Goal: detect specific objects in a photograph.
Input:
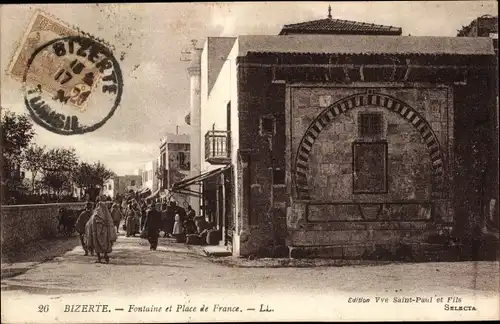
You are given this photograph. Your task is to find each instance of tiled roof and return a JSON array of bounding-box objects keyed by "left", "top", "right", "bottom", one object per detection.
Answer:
[
  {"left": 237, "top": 35, "right": 496, "bottom": 56},
  {"left": 279, "top": 18, "right": 402, "bottom": 35}
]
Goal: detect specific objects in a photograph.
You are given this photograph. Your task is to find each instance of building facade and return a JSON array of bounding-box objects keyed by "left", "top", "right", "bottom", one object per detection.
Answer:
[
  {"left": 172, "top": 13, "right": 498, "bottom": 258},
  {"left": 159, "top": 133, "right": 191, "bottom": 205},
  {"left": 141, "top": 160, "right": 159, "bottom": 193},
  {"left": 457, "top": 14, "right": 498, "bottom": 38},
  {"left": 457, "top": 15, "right": 499, "bottom": 234},
  {"left": 101, "top": 175, "right": 142, "bottom": 199}
]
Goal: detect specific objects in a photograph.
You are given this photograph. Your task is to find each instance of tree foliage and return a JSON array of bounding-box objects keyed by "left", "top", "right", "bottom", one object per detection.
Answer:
[
  {"left": 1, "top": 109, "right": 117, "bottom": 204},
  {"left": 72, "top": 161, "right": 115, "bottom": 192},
  {"left": 1, "top": 109, "right": 36, "bottom": 161},
  {"left": 1, "top": 109, "right": 36, "bottom": 203},
  {"left": 41, "top": 171, "right": 72, "bottom": 195},
  {"left": 23, "top": 144, "right": 46, "bottom": 192},
  {"left": 42, "top": 148, "right": 78, "bottom": 173}
]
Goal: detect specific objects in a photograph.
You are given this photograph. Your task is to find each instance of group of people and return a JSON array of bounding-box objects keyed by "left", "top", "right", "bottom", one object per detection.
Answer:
[
  {"left": 132, "top": 200, "right": 200, "bottom": 250},
  {"left": 74, "top": 196, "right": 209, "bottom": 260}
]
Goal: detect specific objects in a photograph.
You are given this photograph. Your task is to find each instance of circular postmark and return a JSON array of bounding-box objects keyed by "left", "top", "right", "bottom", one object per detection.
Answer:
[{"left": 22, "top": 35, "right": 123, "bottom": 135}]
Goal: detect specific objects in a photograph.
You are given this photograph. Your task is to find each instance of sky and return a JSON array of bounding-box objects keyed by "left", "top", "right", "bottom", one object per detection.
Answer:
[{"left": 1, "top": 1, "right": 497, "bottom": 175}]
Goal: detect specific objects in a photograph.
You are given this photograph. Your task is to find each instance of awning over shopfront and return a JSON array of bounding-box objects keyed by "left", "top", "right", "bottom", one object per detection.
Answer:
[
  {"left": 138, "top": 187, "right": 151, "bottom": 197},
  {"left": 146, "top": 188, "right": 161, "bottom": 200},
  {"left": 170, "top": 165, "right": 231, "bottom": 197}
]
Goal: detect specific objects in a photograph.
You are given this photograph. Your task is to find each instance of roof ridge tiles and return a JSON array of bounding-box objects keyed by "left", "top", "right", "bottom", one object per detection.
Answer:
[{"left": 280, "top": 16, "right": 402, "bottom": 36}]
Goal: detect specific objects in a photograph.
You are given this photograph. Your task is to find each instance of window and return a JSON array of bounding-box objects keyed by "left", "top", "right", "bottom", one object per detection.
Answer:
[
  {"left": 177, "top": 152, "right": 190, "bottom": 170},
  {"left": 131, "top": 180, "right": 136, "bottom": 186},
  {"left": 358, "top": 113, "right": 383, "bottom": 138},
  {"left": 352, "top": 142, "right": 388, "bottom": 194},
  {"left": 108, "top": 184, "right": 112, "bottom": 190},
  {"left": 273, "top": 169, "right": 285, "bottom": 185},
  {"left": 178, "top": 152, "right": 185, "bottom": 166},
  {"left": 260, "top": 116, "right": 275, "bottom": 135}
]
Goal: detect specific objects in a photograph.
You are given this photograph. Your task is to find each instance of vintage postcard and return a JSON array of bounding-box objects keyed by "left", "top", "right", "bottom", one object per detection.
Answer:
[{"left": 1, "top": 2, "right": 499, "bottom": 323}]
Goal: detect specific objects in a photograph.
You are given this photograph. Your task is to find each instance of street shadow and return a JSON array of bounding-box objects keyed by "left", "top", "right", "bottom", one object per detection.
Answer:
[
  {"left": 103, "top": 249, "right": 196, "bottom": 267},
  {"left": 1, "top": 236, "right": 80, "bottom": 264},
  {"left": 1, "top": 283, "right": 98, "bottom": 295},
  {"left": 3, "top": 274, "right": 99, "bottom": 295}
]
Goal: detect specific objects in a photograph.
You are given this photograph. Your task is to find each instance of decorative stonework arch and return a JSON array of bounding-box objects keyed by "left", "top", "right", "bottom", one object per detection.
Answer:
[{"left": 294, "top": 91, "right": 445, "bottom": 200}]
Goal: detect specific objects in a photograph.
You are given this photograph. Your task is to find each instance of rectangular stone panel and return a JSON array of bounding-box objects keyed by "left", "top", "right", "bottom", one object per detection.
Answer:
[
  {"left": 305, "top": 202, "right": 433, "bottom": 222},
  {"left": 380, "top": 203, "right": 433, "bottom": 221},
  {"left": 306, "top": 204, "right": 363, "bottom": 222}
]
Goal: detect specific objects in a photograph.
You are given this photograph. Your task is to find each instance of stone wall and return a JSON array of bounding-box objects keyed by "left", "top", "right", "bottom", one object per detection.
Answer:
[
  {"left": 453, "top": 71, "right": 499, "bottom": 238},
  {"left": 289, "top": 86, "right": 452, "bottom": 224},
  {"left": 1, "top": 202, "right": 86, "bottom": 252},
  {"left": 236, "top": 65, "right": 288, "bottom": 257},
  {"left": 234, "top": 60, "right": 495, "bottom": 258}
]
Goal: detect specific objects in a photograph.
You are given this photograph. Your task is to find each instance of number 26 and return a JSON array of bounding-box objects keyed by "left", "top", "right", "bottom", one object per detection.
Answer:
[{"left": 38, "top": 305, "right": 49, "bottom": 312}]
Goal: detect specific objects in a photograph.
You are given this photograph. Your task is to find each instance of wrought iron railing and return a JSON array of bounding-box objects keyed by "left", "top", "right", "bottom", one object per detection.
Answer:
[{"left": 205, "top": 130, "right": 231, "bottom": 164}]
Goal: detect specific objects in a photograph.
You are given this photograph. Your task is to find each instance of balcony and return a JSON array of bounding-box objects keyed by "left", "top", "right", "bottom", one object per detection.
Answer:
[{"left": 205, "top": 130, "right": 231, "bottom": 165}]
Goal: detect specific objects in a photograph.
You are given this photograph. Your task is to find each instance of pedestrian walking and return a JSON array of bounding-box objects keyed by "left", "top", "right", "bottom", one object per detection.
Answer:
[
  {"left": 160, "top": 202, "right": 168, "bottom": 236},
  {"left": 74, "top": 202, "right": 94, "bottom": 256},
  {"left": 172, "top": 212, "right": 184, "bottom": 242},
  {"left": 140, "top": 203, "right": 147, "bottom": 231},
  {"left": 144, "top": 201, "right": 162, "bottom": 250},
  {"left": 133, "top": 203, "right": 143, "bottom": 233},
  {"left": 110, "top": 201, "right": 123, "bottom": 234},
  {"left": 125, "top": 202, "right": 137, "bottom": 237},
  {"left": 165, "top": 201, "right": 176, "bottom": 237},
  {"left": 85, "top": 202, "right": 117, "bottom": 263}
]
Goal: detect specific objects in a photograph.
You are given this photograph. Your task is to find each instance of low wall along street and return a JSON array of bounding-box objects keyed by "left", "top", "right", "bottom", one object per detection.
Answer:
[{"left": 1, "top": 202, "right": 87, "bottom": 252}]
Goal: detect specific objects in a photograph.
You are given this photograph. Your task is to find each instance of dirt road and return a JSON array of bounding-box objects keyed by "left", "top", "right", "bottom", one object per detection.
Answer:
[{"left": 2, "top": 232, "right": 499, "bottom": 322}]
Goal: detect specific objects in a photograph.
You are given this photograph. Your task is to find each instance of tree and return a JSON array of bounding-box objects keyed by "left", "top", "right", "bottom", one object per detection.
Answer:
[
  {"left": 40, "top": 148, "right": 79, "bottom": 198},
  {"left": 1, "top": 109, "right": 36, "bottom": 160},
  {"left": 1, "top": 109, "right": 36, "bottom": 203},
  {"left": 23, "top": 144, "right": 46, "bottom": 192},
  {"left": 72, "top": 162, "right": 93, "bottom": 191},
  {"left": 72, "top": 161, "right": 115, "bottom": 201},
  {"left": 42, "top": 148, "right": 78, "bottom": 173},
  {"left": 91, "top": 161, "right": 115, "bottom": 189},
  {"left": 41, "top": 171, "right": 72, "bottom": 196}
]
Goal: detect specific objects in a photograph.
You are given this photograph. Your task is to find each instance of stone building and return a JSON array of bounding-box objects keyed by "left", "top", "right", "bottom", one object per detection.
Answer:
[{"left": 171, "top": 11, "right": 498, "bottom": 258}]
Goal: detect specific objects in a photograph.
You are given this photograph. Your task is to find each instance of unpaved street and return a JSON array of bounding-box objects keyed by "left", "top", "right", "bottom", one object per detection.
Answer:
[
  {"left": 2, "top": 232, "right": 499, "bottom": 322},
  {"left": 2, "top": 233, "right": 500, "bottom": 296}
]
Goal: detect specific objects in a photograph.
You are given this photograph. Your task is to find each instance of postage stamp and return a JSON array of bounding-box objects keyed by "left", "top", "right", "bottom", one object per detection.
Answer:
[
  {"left": 8, "top": 11, "right": 77, "bottom": 79},
  {"left": 22, "top": 35, "right": 123, "bottom": 135},
  {"left": 8, "top": 10, "right": 123, "bottom": 135}
]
